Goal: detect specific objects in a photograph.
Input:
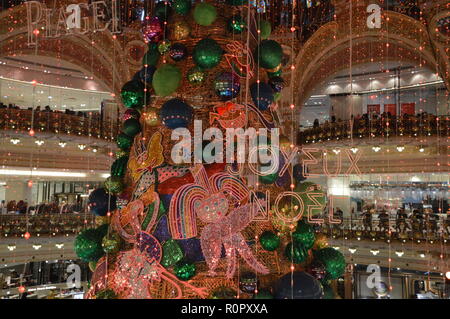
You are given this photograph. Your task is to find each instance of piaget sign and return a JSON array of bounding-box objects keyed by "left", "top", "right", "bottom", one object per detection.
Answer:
[{"left": 25, "top": 0, "right": 121, "bottom": 46}]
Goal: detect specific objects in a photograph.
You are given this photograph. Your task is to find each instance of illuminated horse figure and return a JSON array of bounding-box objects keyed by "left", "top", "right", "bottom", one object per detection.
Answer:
[{"left": 169, "top": 165, "right": 269, "bottom": 278}]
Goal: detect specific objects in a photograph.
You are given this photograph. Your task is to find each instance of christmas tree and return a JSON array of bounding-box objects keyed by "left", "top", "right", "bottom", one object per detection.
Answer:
[{"left": 74, "top": 0, "right": 345, "bottom": 299}]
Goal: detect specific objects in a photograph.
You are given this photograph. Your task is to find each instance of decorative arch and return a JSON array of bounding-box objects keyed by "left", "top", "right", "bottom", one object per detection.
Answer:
[
  {"left": 292, "top": 8, "right": 448, "bottom": 109},
  {"left": 0, "top": 2, "right": 144, "bottom": 99}
]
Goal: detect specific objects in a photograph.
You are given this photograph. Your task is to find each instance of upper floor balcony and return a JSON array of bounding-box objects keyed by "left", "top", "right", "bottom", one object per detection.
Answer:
[
  {"left": 297, "top": 113, "right": 449, "bottom": 146},
  {"left": 0, "top": 107, "right": 119, "bottom": 142}
]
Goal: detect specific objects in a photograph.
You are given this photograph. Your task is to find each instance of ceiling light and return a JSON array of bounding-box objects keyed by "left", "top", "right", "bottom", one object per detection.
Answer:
[
  {"left": 372, "top": 146, "right": 381, "bottom": 152},
  {"left": 92, "top": 147, "right": 98, "bottom": 153},
  {"left": 55, "top": 243, "right": 64, "bottom": 249},
  {"left": 332, "top": 149, "right": 341, "bottom": 155},
  {"left": 348, "top": 247, "right": 357, "bottom": 254},
  {"left": 370, "top": 249, "right": 380, "bottom": 256},
  {"left": 58, "top": 141, "right": 67, "bottom": 148},
  {"left": 10, "top": 138, "right": 20, "bottom": 145},
  {"left": 332, "top": 246, "right": 340, "bottom": 250},
  {"left": 350, "top": 147, "right": 359, "bottom": 154},
  {"left": 396, "top": 145, "right": 405, "bottom": 152},
  {"left": 445, "top": 272, "right": 450, "bottom": 280},
  {"left": 419, "top": 253, "right": 426, "bottom": 258},
  {"left": 395, "top": 250, "right": 404, "bottom": 257},
  {"left": 32, "top": 244, "right": 42, "bottom": 250},
  {"left": 7, "top": 244, "right": 16, "bottom": 251},
  {"left": 78, "top": 144, "right": 87, "bottom": 150},
  {"left": 35, "top": 139, "right": 44, "bottom": 146},
  {"left": 0, "top": 169, "right": 86, "bottom": 178},
  {"left": 419, "top": 146, "right": 425, "bottom": 153}
]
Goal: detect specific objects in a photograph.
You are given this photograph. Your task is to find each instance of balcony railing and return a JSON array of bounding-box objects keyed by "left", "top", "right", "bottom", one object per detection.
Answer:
[
  {"left": 318, "top": 215, "right": 450, "bottom": 244},
  {"left": 298, "top": 115, "right": 450, "bottom": 145},
  {"left": 0, "top": 108, "right": 119, "bottom": 142},
  {"left": 0, "top": 213, "right": 97, "bottom": 237}
]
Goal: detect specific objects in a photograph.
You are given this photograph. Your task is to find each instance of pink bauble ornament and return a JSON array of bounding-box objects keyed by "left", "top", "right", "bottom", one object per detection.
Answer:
[
  {"left": 122, "top": 109, "right": 140, "bottom": 122},
  {"left": 142, "top": 17, "right": 163, "bottom": 43}
]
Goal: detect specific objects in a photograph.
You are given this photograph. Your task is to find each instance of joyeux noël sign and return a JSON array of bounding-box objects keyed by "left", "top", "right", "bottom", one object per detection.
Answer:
[{"left": 25, "top": 0, "right": 121, "bottom": 46}]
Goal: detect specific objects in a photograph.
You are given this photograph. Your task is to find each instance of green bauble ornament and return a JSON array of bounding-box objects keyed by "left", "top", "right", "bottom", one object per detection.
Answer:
[
  {"left": 253, "top": 289, "right": 273, "bottom": 299},
  {"left": 259, "top": 231, "right": 280, "bottom": 251},
  {"left": 96, "top": 223, "right": 109, "bottom": 237},
  {"left": 259, "top": 20, "right": 272, "bottom": 40},
  {"left": 257, "top": 40, "right": 283, "bottom": 69},
  {"left": 226, "top": 0, "right": 248, "bottom": 5},
  {"left": 228, "top": 15, "right": 245, "bottom": 33},
  {"left": 152, "top": 64, "right": 182, "bottom": 97},
  {"left": 295, "top": 181, "right": 316, "bottom": 192},
  {"left": 174, "top": 260, "right": 196, "bottom": 281},
  {"left": 161, "top": 239, "right": 184, "bottom": 267},
  {"left": 154, "top": 1, "right": 172, "bottom": 21},
  {"left": 104, "top": 176, "right": 124, "bottom": 195},
  {"left": 102, "top": 233, "right": 122, "bottom": 254},
  {"left": 123, "top": 118, "right": 141, "bottom": 137},
  {"left": 210, "top": 286, "right": 237, "bottom": 299},
  {"left": 143, "top": 43, "right": 160, "bottom": 67},
  {"left": 273, "top": 92, "right": 281, "bottom": 101},
  {"left": 295, "top": 182, "right": 327, "bottom": 217},
  {"left": 323, "top": 284, "right": 337, "bottom": 299},
  {"left": 173, "top": 0, "right": 191, "bottom": 15},
  {"left": 285, "top": 241, "right": 308, "bottom": 264},
  {"left": 259, "top": 172, "right": 278, "bottom": 185},
  {"left": 292, "top": 220, "right": 315, "bottom": 250},
  {"left": 193, "top": 38, "right": 222, "bottom": 70},
  {"left": 117, "top": 133, "right": 133, "bottom": 151},
  {"left": 158, "top": 40, "right": 171, "bottom": 54},
  {"left": 95, "top": 289, "right": 117, "bottom": 299},
  {"left": 313, "top": 248, "right": 346, "bottom": 280},
  {"left": 121, "top": 80, "right": 145, "bottom": 109},
  {"left": 74, "top": 228, "right": 105, "bottom": 262},
  {"left": 187, "top": 67, "right": 205, "bottom": 84},
  {"left": 111, "top": 156, "right": 129, "bottom": 178},
  {"left": 193, "top": 3, "right": 217, "bottom": 26},
  {"left": 88, "top": 261, "right": 97, "bottom": 272}
]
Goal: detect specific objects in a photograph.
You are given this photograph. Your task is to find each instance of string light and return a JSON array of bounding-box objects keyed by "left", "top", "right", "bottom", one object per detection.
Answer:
[
  {"left": 396, "top": 145, "right": 405, "bottom": 152},
  {"left": 10, "top": 138, "right": 20, "bottom": 145}
]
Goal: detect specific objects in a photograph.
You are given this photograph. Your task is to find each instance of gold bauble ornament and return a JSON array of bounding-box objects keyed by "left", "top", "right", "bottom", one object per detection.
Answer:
[
  {"left": 279, "top": 134, "right": 291, "bottom": 151},
  {"left": 313, "top": 233, "right": 328, "bottom": 250},
  {"left": 95, "top": 216, "right": 109, "bottom": 226},
  {"left": 172, "top": 20, "right": 191, "bottom": 40},
  {"left": 143, "top": 107, "right": 161, "bottom": 126},
  {"left": 272, "top": 203, "right": 298, "bottom": 235}
]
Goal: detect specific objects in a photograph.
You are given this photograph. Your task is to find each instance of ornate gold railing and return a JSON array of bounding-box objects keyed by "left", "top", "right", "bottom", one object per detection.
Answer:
[
  {"left": 0, "top": 213, "right": 96, "bottom": 237},
  {"left": 0, "top": 108, "right": 119, "bottom": 141},
  {"left": 298, "top": 115, "right": 450, "bottom": 145}
]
